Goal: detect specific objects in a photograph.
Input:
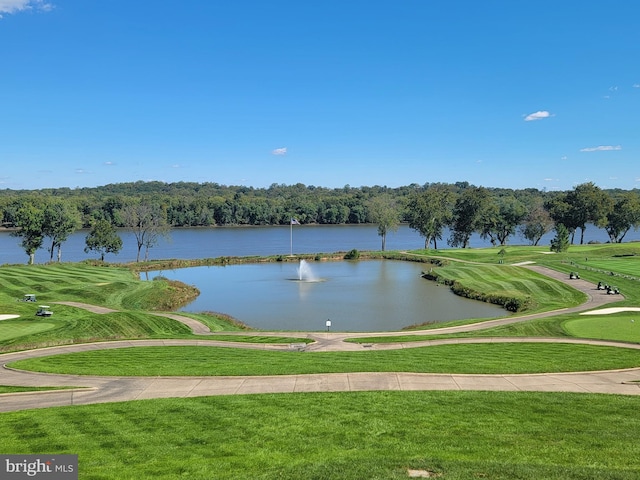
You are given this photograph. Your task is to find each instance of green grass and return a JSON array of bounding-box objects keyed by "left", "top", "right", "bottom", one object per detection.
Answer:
[
  {"left": 564, "top": 311, "right": 640, "bottom": 343},
  {"left": 0, "top": 391, "right": 639, "bottom": 479},
  {"left": 206, "top": 335, "right": 314, "bottom": 344},
  {"left": 10, "top": 343, "right": 640, "bottom": 376},
  {"left": 422, "top": 262, "right": 586, "bottom": 313},
  {"left": 0, "top": 320, "right": 57, "bottom": 341},
  {"left": 0, "top": 386, "right": 71, "bottom": 394}
]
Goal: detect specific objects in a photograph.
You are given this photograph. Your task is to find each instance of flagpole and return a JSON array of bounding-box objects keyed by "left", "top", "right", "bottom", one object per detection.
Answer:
[{"left": 290, "top": 220, "right": 293, "bottom": 256}]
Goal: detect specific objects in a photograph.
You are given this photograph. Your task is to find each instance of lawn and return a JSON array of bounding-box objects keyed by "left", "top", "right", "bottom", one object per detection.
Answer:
[
  {"left": 0, "top": 320, "right": 56, "bottom": 342},
  {"left": 0, "top": 391, "right": 639, "bottom": 479},
  {"left": 565, "top": 311, "right": 640, "bottom": 343},
  {"left": 10, "top": 342, "right": 640, "bottom": 376}
]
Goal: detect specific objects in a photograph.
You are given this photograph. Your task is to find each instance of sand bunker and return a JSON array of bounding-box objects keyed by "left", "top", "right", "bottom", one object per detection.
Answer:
[
  {"left": 0, "top": 314, "right": 20, "bottom": 320},
  {"left": 581, "top": 307, "right": 640, "bottom": 315}
]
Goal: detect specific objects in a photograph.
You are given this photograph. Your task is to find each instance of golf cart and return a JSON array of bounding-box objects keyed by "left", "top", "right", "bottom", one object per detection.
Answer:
[
  {"left": 35, "top": 306, "right": 53, "bottom": 317},
  {"left": 22, "top": 294, "right": 37, "bottom": 302}
]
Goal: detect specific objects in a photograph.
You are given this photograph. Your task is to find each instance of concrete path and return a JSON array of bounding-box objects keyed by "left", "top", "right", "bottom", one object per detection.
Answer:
[{"left": 2, "top": 264, "right": 640, "bottom": 412}]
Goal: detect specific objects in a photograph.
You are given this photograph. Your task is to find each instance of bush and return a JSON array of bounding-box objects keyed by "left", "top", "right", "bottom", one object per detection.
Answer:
[
  {"left": 344, "top": 249, "right": 360, "bottom": 260},
  {"left": 449, "top": 280, "right": 533, "bottom": 312}
]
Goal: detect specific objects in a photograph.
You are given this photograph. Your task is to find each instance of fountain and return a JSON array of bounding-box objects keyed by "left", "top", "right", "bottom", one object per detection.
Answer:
[{"left": 297, "top": 259, "right": 319, "bottom": 282}]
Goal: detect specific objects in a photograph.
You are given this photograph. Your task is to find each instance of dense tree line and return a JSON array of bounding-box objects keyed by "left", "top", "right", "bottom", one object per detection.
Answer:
[{"left": 1, "top": 180, "right": 640, "bottom": 262}]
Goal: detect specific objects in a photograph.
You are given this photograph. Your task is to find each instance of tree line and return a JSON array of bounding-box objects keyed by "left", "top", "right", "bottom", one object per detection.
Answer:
[{"left": 1, "top": 180, "right": 639, "bottom": 263}]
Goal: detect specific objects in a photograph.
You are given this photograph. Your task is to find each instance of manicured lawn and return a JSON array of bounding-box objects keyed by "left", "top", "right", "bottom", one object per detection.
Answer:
[
  {"left": 10, "top": 343, "right": 640, "bottom": 376},
  {"left": 0, "top": 386, "right": 68, "bottom": 394},
  {"left": 0, "top": 320, "right": 56, "bottom": 342},
  {"left": 1, "top": 391, "right": 639, "bottom": 479},
  {"left": 420, "top": 262, "right": 587, "bottom": 314},
  {"left": 565, "top": 312, "right": 640, "bottom": 343},
  {"left": 581, "top": 256, "right": 640, "bottom": 278}
]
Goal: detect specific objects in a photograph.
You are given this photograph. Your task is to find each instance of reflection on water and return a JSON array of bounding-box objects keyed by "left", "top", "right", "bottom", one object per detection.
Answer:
[{"left": 147, "top": 260, "right": 506, "bottom": 332}]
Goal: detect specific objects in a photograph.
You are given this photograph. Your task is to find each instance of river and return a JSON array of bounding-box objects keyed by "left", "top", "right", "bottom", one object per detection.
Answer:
[{"left": 1, "top": 223, "right": 636, "bottom": 265}]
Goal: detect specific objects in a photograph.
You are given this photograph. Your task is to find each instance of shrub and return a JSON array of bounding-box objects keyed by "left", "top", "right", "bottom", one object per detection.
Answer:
[{"left": 344, "top": 249, "right": 360, "bottom": 260}]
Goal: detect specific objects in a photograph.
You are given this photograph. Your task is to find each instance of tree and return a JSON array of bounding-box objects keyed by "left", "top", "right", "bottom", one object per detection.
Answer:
[
  {"left": 84, "top": 219, "right": 123, "bottom": 261},
  {"left": 121, "top": 203, "right": 169, "bottom": 261},
  {"left": 11, "top": 201, "right": 45, "bottom": 264},
  {"left": 42, "top": 201, "right": 80, "bottom": 262},
  {"left": 366, "top": 194, "right": 400, "bottom": 251},
  {"left": 605, "top": 192, "right": 640, "bottom": 243},
  {"left": 406, "top": 185, "right": 454, "bottom": 249},
  {"left": 449, "top": 186, "right": 492, "bottom": 248},
  {"left": 565, "top": 182, "right": 613, "bottom": 244},
  {"left": 480, "top": 195, "right": 527, "bottom": 246},
  {"left": 550, "top": 223, "right": 570, "bottom": 253},
  {"left": 520, "top": 204, "right": 554, "bottom": 246},
  {"left": 545, "top": 194, "right": 578, "bottom": 243}
]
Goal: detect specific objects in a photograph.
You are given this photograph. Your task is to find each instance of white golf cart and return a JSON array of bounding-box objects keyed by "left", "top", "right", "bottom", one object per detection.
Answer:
[{"left": 35, "top": 305, "right": 53, "bottom": 317}]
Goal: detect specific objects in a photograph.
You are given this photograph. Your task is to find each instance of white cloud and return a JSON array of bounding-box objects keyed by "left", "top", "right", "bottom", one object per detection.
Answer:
[
  {"left": 104, "top": 161, "right": 116, "bottom": 166},
  {"left": 634, "top": 84, "right": 640, "bottom": 88},
  {"left": 579, "top": 145, "right": 622, "bottom": 152},
  {"left": 524, "top": 110, "right": 552, "bottom": 122},
  {"left": 0, "top": 0, "right": 53, "bottom": 17},
  {"left": 271, "top": 147, "right": 287, "bottom": 155},
  {"left": 560, "top": 156, "right": 568, "bottom": 160}
]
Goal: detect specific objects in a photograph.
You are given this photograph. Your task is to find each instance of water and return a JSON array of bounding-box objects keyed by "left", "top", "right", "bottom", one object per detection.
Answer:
[
  {"left": 1, "top": 223, "right": 633, "bottom": 265},
  {"left": 297, "top": 260, "right": 320, "bottom": 282},
  {"left": 147, "top": 260, "right": 506, "bottom": 332}
]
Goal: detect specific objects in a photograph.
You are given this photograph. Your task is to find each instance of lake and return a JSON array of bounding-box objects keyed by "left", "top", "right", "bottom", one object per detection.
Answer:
[{"left": 146, "top": 259, "right": 507, "bottom": 332}]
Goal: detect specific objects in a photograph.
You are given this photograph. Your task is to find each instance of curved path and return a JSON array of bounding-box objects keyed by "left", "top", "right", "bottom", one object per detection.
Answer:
[{"left": 2, "top": 265, "right": 640, "bottom": 412}]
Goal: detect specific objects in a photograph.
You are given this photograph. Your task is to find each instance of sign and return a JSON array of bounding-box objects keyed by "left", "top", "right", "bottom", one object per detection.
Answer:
[{"left": 1, "top": 455, "right": 78, "bottom": 479}]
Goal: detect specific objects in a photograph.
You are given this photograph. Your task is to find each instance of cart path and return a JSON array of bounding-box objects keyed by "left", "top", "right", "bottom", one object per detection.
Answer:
[{"left": 0, "top": 264, "right": 637, "bottom": 412}]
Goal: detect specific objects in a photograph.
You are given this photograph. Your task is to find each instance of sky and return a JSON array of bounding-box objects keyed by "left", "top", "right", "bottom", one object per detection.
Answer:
[{"left": 1, "top": 1, "right": 639, "bottom": 192}]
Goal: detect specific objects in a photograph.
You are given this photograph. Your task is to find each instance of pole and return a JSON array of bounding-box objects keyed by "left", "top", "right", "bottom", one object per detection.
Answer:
[{"left": 290, "top": 221, "right": 293, "bottom": 256}]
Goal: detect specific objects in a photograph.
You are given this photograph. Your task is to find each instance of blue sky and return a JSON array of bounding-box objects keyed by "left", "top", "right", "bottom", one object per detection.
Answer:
[{"left": 1, "top": 1, "right": 639, "bottom": 191}]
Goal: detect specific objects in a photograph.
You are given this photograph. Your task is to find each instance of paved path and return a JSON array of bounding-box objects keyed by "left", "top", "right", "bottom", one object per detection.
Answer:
[{"left": 2, "top": 265, "right": 639, "bottom": 412}]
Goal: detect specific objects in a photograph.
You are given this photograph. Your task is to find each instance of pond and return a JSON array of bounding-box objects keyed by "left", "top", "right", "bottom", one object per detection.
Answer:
[{"left": 146, "top": 259, "right": 507, "bottom": 332}]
